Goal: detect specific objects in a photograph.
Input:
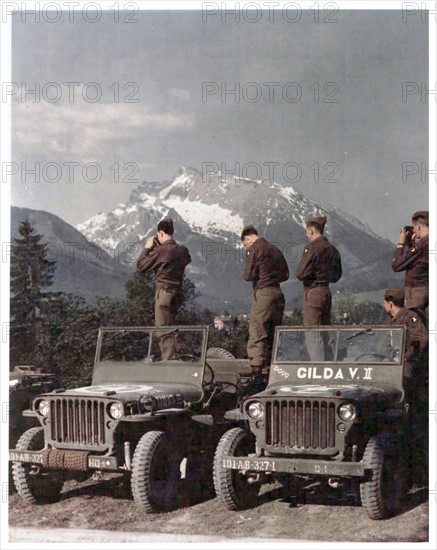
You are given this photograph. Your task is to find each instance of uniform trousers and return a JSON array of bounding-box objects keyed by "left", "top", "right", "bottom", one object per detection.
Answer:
[
  {"left": 303, "top": 286, "right": 332, "bottom": 361},
  {"left": 155, "top": 288, "right": 183, "bottom": 360},
  {"left": 247, "top": 287, "right": 285, "bottom": 369}
]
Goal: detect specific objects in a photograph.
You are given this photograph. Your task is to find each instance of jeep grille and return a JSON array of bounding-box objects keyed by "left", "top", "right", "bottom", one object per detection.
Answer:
[
  {"left": 265, "top": 399, "right": 336, "bottom": 450},
  {"left": 49, "top": 398, "right": 107, "bottom": 449}
]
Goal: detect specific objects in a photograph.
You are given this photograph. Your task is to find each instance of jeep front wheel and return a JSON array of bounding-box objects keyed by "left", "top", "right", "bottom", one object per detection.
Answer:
[
  {"left": 360, "top": 435, "right": 406, "bottom": 520},
  {"left": 213, "top": 427, "right": 260, "bottom": 510},
  {"left": 131, "top": 431, "right": 181, "bottom": 513},
  {"left": 12, "top": 427, "right": 64, "bottom": 504}
]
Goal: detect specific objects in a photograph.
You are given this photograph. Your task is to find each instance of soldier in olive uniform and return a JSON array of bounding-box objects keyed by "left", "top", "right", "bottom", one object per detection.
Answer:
[
  {"left": 295, "top": 216, "right": 342, "bottom": 360},
  {"left": 137, "top": 218, "right": 191, "bottom": 360},
  {"left": 392, "top": 210, "right": 429, "bottom": 312},
  {"left": 242, "top": 225, "right": 289, "bottom": 393},
  {"left": 383, "top": 287, "right": 428, "bottom": 400}
]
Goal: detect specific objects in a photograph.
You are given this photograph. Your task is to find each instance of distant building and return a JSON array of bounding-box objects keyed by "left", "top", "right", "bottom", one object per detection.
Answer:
[{"left": 213, "top": 315, "right": 239, "bottom": 330}]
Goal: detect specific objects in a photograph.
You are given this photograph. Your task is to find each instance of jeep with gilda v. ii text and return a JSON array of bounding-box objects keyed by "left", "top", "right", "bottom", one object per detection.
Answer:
[
  {"left": 214, "top": 326, "right": 427, "bottom": 520},
  {"left": 9, "top": 326, "right": 248, "bottom": 513}
]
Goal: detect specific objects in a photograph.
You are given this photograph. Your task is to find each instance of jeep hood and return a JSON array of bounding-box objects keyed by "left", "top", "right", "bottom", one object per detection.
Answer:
[
  {"left": 257, "top": 384, "right": 404, "bottom": 404},
  {"left": 48, "top": 383, "right": 202, "bottom": 403}
]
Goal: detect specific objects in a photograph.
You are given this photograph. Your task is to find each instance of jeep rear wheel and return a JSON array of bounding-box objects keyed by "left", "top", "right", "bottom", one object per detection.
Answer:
[
  {"left": 213, "top": 427, "right": 260, "bottom": 510},
  {"left": 12, "top": 427, "right": 64, "bottom": 504},
  {"left": 360, "top": 435, "right": 406, "bottom": 520},
  {"left": 131, "top": 431, "right": 181, "bottom": 513}
]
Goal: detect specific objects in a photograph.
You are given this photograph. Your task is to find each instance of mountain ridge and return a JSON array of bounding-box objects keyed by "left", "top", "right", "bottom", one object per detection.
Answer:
[
  {"left": 76, "top": 166, "right": 402, "bottom": 309},
  {"left": 11, "top": 207, "right": 132, "bottom": 303}
]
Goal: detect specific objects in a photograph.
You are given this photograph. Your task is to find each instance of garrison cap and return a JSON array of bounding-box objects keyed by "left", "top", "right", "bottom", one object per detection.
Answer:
[
  {"left": 412, "top": 210, "right": 429, "bottom": 222},
  {"left": 384, "top": 287, "right": 405, "bottom": 301},
  {"left": 241, "top": 224, "right": 258, "bottom": 241},
  {"left": 306, "top": 215, "right": 327, "bottom": 231}
]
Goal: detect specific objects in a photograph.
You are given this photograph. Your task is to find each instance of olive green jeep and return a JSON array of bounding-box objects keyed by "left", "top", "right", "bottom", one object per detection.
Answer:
[
  {"left": 214, "top": 325, "right": 427, "bottom": 519},
  {"left": 9, "top": 326, "right": 247, "bottom": 512}
]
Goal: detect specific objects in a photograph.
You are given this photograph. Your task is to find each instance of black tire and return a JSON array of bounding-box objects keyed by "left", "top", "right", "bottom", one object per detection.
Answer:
[
  {"left": 207, "top": 347, "right": 236, "bottom": 360},
  {"left": 360, "top": 435, "right": 406, "bottom": 520},
  {"left": 131, "top": 431, "right": 181, "bottom": 513},
  {"left": 213, "top": 427, "right": 260, "bottom": 510},
  {"left": 12, "top": 427, "right": 64, "bottom": 504}
]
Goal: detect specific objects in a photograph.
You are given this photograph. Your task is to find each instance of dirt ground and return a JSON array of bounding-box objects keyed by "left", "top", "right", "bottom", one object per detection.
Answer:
[{"left": 8, "top": 473, "right": 429, "bottom": 543}]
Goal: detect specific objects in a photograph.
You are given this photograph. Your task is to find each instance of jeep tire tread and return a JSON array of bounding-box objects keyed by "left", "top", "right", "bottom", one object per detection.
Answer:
[
  {"left": 213, "top": 427, "right": 259, "bottom": 510},
  {"left": 12, "top": 427, "right": 64, "bottom": 504},
  {"left": 206, "top": 347, "right": 236, "bottom": 360},
  {"left": 131, "top": 430, "right": 180, "bottom": 513},
  {"left": 360, "top": 435, "right": 406, "bottom": 520}
]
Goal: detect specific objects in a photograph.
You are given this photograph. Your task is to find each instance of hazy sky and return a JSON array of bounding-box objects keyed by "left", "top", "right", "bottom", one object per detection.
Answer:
[{"left": 11, "top": 9, "right": 428, "bottom": 239}]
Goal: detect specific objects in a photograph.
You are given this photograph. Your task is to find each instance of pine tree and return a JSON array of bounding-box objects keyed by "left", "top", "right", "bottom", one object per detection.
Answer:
[{"left": 10, "top": 220, "right": 57, "bottom": 364}]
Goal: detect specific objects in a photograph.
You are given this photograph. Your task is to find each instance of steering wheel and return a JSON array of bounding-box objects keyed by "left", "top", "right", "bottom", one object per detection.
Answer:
[{"left": 354, "top": 352, "right": 388, "bottom": 362}]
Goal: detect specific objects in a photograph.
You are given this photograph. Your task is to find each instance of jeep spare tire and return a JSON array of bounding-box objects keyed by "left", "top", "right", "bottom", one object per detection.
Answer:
[{"left": 206, "top": 347, "right": 236, "bottom": 360}]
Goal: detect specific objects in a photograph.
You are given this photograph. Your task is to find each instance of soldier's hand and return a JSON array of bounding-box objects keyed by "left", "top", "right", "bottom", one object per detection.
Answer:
[
  {"left": 397, "top": 228, "right": 407, "bottom": 245},
  {"left": 146, "top": 237, "right": 156, "bottom": 249}
]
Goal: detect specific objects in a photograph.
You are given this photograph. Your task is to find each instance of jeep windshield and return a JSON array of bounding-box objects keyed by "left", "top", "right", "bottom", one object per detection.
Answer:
[
  {"left": 92, "top": 326, "right": 208, "bottom": 387},
  {"left": 269, "top": 326, "right": 405, "bottom": 388}
]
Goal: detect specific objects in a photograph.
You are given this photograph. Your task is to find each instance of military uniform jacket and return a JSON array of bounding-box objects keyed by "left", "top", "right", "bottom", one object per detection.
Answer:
[
  {"left": 295, "top": 236, "right": 342, "bottom": 288},
  {"left": 244, "top": 237, "right": 289, "bottom": 290},
  {"left": 388, "top": 307, "right": 428, "bottom": 363},
  {"left": 392, "top": 235, "right": 428, "bottom": 287},
  {"left": 136, "top": 239, "right": 191, "bottom": 290}
]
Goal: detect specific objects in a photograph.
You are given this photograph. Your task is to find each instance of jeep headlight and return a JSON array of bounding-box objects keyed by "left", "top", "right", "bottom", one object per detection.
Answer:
[
  {"left": 338, "top": 403, "right": 356, "bottom": 422},
  {"left": 37, "top": 399, "right": 50, "bottom": 417},
  {"left": 108, "top": 402, "right": 124, "bottom": 420},
  {"left": 247, "top": 401, "right": 264, "bottom": 420}
]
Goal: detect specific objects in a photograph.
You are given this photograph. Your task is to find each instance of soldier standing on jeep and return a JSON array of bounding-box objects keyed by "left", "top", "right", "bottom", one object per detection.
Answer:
[
  {"left": 383, "top": 287, "right": 428, "bottom": 402},
  {"left": 241, "top": 225, "right": 289, "bottom": 394},
  {"left": 392, "top": 210, "right": 429, "bottom": 312},
  {"left": 295, "top": 215, "right": 342, "bottom": 360},
  {"left": 137, "top": 218, "right": 191, "bottom": 359}
]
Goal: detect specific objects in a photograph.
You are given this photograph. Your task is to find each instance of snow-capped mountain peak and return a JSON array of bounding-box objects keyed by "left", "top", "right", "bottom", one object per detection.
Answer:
[{"left": 76, "top": 166, "right": 395, "bottom": 309}]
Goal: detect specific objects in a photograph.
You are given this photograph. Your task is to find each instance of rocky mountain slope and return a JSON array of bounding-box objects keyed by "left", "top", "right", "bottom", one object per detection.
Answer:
[
  {"left": 77, "top": 167, "right": 401, "bottom": 311},
  {"left": 11, "top": 207, "right": 131, "bottom": 303}
]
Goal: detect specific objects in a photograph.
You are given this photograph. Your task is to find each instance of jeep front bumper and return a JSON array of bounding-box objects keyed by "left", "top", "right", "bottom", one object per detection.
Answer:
[
  {"left": 221, "top": 455, "right": 365, "bottom": 476},
  {"left": 9, "top": 449, "right": 120, "bottom": 471}
]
